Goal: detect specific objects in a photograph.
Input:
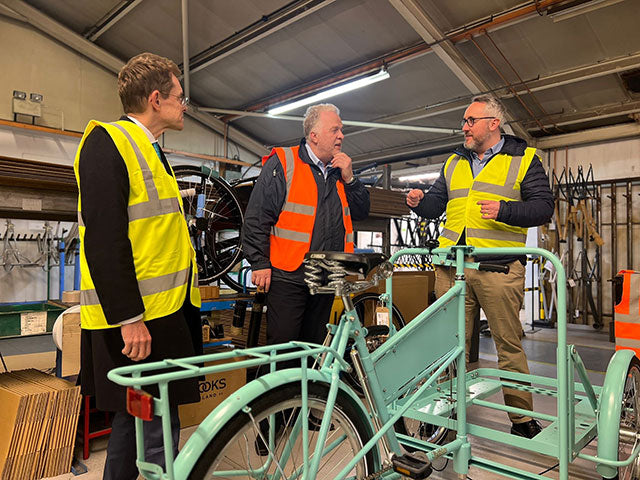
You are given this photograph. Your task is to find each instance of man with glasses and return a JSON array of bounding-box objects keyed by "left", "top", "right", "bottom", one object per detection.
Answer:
[
  {"left": 74, "top": 52, "right": 201, "bottom": 479},
  {"left": 406, "top": 95, "right": 553, "bottom": 439}
]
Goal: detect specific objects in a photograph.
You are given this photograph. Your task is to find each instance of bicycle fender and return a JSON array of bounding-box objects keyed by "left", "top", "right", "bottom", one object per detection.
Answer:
[
  {"left": 595, "top": 348, "right": 635, "bottom": 478},
  {"left": 175, "top": 368, "right": 375, "bottom": 479}
]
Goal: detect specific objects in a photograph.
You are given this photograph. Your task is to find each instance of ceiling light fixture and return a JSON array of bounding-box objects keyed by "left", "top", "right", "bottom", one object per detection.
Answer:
[
  {"left": 397, "top": 171, "right": 440, "bottom": 182},
  {"left": 268, "top": 68, "right": 390, "bottom": 116}
]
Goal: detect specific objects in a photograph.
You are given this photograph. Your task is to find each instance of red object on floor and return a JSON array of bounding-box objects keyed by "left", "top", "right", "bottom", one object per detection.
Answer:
[{"left": 80, "top": 395, "right": 112, "bottom": 460}]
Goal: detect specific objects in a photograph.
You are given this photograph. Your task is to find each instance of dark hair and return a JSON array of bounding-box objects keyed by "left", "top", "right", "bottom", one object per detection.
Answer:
[{"left": 118, "top": 52, "right": 181, "bottom": 113}]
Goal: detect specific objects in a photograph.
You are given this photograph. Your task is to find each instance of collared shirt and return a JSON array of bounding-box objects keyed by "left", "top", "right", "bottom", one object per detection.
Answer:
[
  {"left": 304, "top": 142, "right": 332, "bottom": 179},
  {"left": 470, "top": 136, "right": 505, "bottom": 177}
]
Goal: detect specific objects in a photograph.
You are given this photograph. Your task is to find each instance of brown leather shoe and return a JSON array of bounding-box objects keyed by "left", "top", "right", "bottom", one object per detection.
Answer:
[{"left": 510, "top": 419, "right": 542, "bottom": 438}]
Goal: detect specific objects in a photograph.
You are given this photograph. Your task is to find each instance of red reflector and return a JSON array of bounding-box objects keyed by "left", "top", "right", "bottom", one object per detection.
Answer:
[{"left": 127, "top": 387, "right": 154, "bottom": 421}]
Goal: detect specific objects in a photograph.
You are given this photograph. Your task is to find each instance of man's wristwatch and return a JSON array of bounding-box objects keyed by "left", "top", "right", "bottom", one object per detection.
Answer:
[{"left": 344, "top": 175, "right": 357, "bottom": 185}]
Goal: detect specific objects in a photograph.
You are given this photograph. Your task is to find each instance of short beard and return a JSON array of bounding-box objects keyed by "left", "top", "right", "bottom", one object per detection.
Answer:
[{"left": 464, "top": 137, "right": 478, "bottom": 152}]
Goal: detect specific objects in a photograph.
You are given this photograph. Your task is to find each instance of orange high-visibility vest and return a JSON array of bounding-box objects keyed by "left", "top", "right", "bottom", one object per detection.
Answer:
[
  {"left": 614, "top": 270, "right": 640, "bottom": 358},
  {"left": 263, "top": 146, "right": 354, "bottom": 271}
]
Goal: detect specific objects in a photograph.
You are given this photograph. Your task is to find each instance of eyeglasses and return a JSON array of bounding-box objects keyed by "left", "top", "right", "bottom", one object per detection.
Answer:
[
  {"left": 461, "top": 116, "right": 495, "bottom": 128},
  {"left": 162, "top": 92, "right": 189, "bottom": 106}
]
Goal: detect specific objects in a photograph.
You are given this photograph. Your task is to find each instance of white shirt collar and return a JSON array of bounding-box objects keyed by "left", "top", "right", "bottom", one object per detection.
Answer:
[
  {"left": 127, "top": 115, "right": 157, "bottom": 144},
  {"left": 304, "top": 142, "right": 330, "bottom": 178}
]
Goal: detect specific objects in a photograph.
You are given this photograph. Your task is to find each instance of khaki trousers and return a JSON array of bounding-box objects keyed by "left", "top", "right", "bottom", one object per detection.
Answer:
[{"left": 435, "top": 260, "right": 532, "bottom": 423}]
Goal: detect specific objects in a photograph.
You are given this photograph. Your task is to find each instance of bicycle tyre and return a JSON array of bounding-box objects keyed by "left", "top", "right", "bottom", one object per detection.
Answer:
[
  {"left": 340, "top": 292, "right": 405, "bottom": 396},
  {"left": 188, "top": 382, "right": 379, "bottom": 479},
  {"left": 612, "top": 356, "right": 640, "bottom": 480},
  {"left": 173, "top": 165, "right": 244, "bottom": 284}
]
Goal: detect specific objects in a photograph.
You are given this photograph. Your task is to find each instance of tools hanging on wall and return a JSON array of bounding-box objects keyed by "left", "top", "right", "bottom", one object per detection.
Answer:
[
  {"left": 1, "top": 219, "right": 78, "bottom": 272},
  {"left": 543, "top": 159, "right": 605, "bottom": 330}
]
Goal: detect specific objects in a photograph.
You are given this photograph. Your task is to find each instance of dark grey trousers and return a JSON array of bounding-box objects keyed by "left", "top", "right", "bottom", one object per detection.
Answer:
[{"left": 103, "top": 409, "right": 180, "bottom": 480}]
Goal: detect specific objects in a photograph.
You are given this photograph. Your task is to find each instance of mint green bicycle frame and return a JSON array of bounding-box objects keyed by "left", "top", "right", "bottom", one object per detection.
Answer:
[{"left": 108, "top": 246, "right": 639, "bottom": 479}]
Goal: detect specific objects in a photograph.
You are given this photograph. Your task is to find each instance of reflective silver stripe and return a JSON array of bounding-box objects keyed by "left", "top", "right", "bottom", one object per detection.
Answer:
[
  {"left": 466, "top": 228, "right": 526, "bottom": 243},
  {"left": 616, "top": 338, "right": 640, "bottom": 349},
  {"left": 448, "top": 188, "right": 469, "bottom": 200},
  {"left": 271, "top": 226, "right": 309, "bottom": 243},
  {"left": 440, "top": 228, "right": 458, "bottom": 241},
  {"left": 109, "top": 122, "right": 181, "bottom": 220},
  {"left": 81, "top": 268, "right": 190, "bottom": 306},
  {"left": 109, "top": 122, "right": 160, "bottom": 204},
  {"left": 138, "top": 268, "right": 189, "bottom": 297},
  {"left": 472, "top": 155, "right": 524, "bottom": 200},
  {"left": 128, "top": 197, "right": 180, "bottom": 221},
  {"left": 345, "top": 232, "right": 354, "bottom": 243},
  {"left": 344, "top": 206, "right": 350, "bottom": 216},
  {"left": 282, "top": 202, "right": 315, "bottom": 216},
  {"left": 444, "top": 155, "right": 460, "bottom": 185},
  {"left": 81, "top": 289, "right": 100, "bottom": 306},
  {"left": 283, "top": 147, "right": 295, "bottom": 194}
]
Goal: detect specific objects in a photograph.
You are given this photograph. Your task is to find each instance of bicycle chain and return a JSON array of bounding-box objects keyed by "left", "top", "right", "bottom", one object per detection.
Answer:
[{"left": 362, "top": 462, "right": 393, "bottom": 480}]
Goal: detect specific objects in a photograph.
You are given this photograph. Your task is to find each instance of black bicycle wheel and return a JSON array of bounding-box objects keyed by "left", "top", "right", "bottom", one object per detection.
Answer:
[
  {"left": 340, "top": 292, "right": 405, "bottom": 396},
  {"left": 173, "top": 165, "right": 244, "bottom": 284},
  {"left": 188, "top": 382, "right": 379, "bottom": 479},
  {"left": 614, "top": 356, "right": 640, "bottom": 480},
  {"left": 221, "top": 177, "right": 258, "bottom": 292},
  {"left": 395, "top": 365, "right": 455, "bottom": 449}
]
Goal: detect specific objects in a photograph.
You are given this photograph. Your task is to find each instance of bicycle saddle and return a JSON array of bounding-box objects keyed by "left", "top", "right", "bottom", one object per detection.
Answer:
[{"left": 304, "top": 251, "right": 388, "bottom": 277}]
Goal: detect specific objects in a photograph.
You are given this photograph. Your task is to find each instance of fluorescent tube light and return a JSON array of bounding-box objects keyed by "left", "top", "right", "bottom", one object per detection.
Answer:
[
  {"left": 268, "top": 68, "right": 390, "bottom": 115},
  {"left": 398, "top": 172, "right": 440, "bottom": 182}
]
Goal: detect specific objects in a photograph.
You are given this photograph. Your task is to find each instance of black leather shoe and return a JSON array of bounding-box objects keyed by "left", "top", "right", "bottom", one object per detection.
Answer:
[{"left": 510, "top": 419, "right": 542, "bottom": 438}]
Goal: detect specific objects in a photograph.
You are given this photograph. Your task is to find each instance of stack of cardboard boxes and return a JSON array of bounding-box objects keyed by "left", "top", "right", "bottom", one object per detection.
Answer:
[{"left": 0, "top": 369, "right": 81, "bottom": 480}]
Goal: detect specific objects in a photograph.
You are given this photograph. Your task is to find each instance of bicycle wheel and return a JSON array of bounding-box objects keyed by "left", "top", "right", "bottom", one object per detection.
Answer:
[
  {"left": 340, "top": 293, "right": 405, "bottom": 396},
  {"left": 615, "top": 356, "right": 640, "bottom": 480},
  {"left": 395, "top": 365, "right": 455, "bottom": 449},
  {"left": 173, "top": 166, "right": 244, "bottom": 284},
  {"left": 221, "top": 177, "right": 257, "bottom": 292},
  {"left": 188, "top": 382, "right": 379, "bottom": 479}
]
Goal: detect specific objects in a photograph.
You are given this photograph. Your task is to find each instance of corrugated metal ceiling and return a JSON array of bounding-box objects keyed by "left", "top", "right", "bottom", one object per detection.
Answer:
[{"left": 8, "top": 0, "right": 640, "bottom": 180}]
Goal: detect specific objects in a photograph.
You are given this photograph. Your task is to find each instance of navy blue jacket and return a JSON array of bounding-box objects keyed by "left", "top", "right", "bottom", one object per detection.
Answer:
[{"left": 411, "top": 135, "right": 554, "bottom": 263}]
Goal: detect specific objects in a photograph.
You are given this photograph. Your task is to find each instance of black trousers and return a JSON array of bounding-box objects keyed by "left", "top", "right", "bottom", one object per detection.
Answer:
[
  {"left": 103, "top": 409, "right": 180, "bottom": 480},
  {"left": 266, "top": 279, "right": 334, "bottom": 346}
]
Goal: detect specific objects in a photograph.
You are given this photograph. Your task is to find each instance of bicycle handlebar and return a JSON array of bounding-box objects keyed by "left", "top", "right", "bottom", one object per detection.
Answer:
[{"left": 477, "top": 263, "right": 510, "bottom": 274}]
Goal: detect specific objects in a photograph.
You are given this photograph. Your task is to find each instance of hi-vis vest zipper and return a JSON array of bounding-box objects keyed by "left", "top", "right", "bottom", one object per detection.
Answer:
[
  {"left": 73, "top": 120, "right": 201, "bottom": 329},
  {"left": 615, "top": 270, "right": 640, "bottom": 357},
  {"left": 264, "top": 146, "right": 354, "bottom": 272},
  {"left": 438, "top": 147, "right": 537, "bottom": 249}
]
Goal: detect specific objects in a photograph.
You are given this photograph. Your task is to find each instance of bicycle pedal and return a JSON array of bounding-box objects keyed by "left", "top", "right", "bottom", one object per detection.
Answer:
[{"left": 392, "top": 452, "right": 433, "bottom": 479}]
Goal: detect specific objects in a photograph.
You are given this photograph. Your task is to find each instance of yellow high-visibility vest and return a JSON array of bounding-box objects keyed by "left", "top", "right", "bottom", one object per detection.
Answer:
[
  {"left": 438, "top": 147, "right": 537, "bottom": 248},
  {"left": 74, "top": 120, "right": 200, "bottom": 329}
]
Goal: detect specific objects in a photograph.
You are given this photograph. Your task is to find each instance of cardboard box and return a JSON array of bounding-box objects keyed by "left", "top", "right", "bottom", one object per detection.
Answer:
[
  {"left": 363, "top": 271, "right": 435, "bottom": 324},
  {"left": 61, "top": 291, "right": 80, "bottom": 305},
  {"left": 178, "top": 356, "right": 246, "bottom": 428},
  {"left": 61, "top": 312, "right": 81, "bottom": 377},
  {"left": 199, "top": 285, "right": 220, "bottom": 301},
  {"left": 0, "top": 370, "right": 81, "bottom": 480}
]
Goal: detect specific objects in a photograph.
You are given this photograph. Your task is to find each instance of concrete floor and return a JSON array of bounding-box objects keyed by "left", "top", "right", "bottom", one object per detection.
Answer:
[{"left": 2, "top": 319, "right": 616, "bottom": 480}]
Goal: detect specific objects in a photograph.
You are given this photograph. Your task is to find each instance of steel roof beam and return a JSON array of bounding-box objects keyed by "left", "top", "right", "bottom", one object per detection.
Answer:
[
  {"left": 84, "top": 0, "right": 144, "bottom": 42},
  {"left": 523, "top": 100, "right": 640, "bottom": 131},
  {"left": 0, "top": 0, "right": 124, "bottom": 73},
  {"left": 388, "top": 0, "right": 528, "bottom": 140},
  {"left": 0, "top": 0, "right": 268, "bottom": 156},
  {"left": 535, "top": 123, "right": 640, "bottom": 149},
  {"left": 187, "top": 0, "right": 336, "bottom": 75}
]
